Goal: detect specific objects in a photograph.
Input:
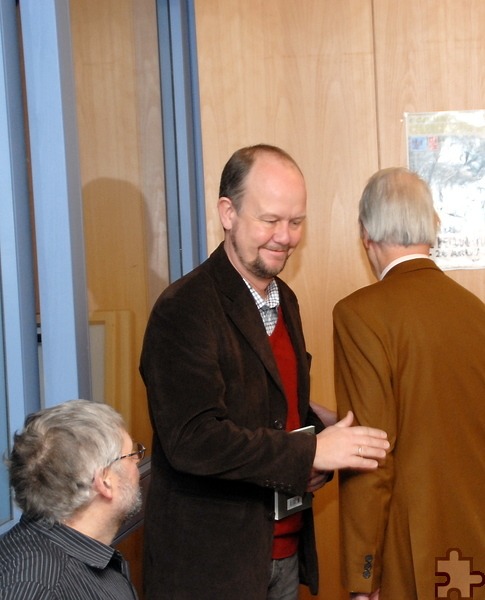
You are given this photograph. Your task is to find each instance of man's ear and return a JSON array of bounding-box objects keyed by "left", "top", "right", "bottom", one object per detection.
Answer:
[
  {"left": 93, "top": 467, "right": 114, "bottom": 500},
  {"left": 218, "top": 196, "right": 236, "bottom": 230},
  {"left": 360, "top": 223, "right": 371, "bottom": 249}
]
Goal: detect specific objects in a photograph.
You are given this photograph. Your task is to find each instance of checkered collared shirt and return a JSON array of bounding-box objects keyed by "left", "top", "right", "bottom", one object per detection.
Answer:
[{"left": 243, "top": 278, "right": 279, "bottom": 335}]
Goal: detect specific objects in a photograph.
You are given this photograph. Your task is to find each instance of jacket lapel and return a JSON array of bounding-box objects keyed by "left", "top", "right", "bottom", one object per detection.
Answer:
[{"left": 209, "top": 244, "right": 286, "bottom": 395}]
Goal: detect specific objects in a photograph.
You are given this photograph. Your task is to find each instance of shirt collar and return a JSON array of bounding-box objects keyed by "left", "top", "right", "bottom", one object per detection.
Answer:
[
  {"left": 22, "top": 515, "right": 119, "bottom": 571},
  {"left": 380, "top": 254, "right": 431, "bottom": 280},
  {"left": 243, "top": 278, "right": 279, "bottom": 309}
]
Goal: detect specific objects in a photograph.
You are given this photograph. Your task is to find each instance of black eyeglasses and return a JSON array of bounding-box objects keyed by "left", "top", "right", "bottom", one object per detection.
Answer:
[{"left": 111, "top": 442, "right": 146, "bottom": 464}]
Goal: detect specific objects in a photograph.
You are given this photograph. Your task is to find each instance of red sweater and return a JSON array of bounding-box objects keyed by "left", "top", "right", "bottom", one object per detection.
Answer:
[{"left": 269, "top": 307, "right": 303, "bottom": 559}]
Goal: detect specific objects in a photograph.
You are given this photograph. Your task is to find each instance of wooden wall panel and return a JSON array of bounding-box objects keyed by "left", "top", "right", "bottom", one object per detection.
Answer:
[
  {"left": 195, "top": 1, "right": 379, "bottom": 597},
  {"left": 195, "top": 1, "right": 485, "bottom": 598},
  {"left": 70, "top": 2, "right": 167, "bottom": 596},
  {"left": 373, "top": 0, "right": 485, "bottom": 298},
  {"left": 195, "top": 0, "right": 378, "bottom": 417},
  {"left": 67, "top": 1, "right": 485, "bottom": 597},
  {"left": 70, "top": 0, "right": 167, "bottom": 455}
]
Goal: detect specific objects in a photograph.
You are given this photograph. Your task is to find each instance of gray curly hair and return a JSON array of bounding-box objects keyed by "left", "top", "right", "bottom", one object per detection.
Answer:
[{"left": 8, "top": 399, "right": 125, "bottom": 524}]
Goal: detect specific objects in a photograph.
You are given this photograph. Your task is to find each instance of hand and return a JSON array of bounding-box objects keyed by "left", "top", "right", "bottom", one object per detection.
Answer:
[
  {"left": 310, "top": 401, "right": 337, "bottom": 426},
  {"left": 306, "top": 468, "right": 330, "bottom": 493},
  {"left": 313, "top": 411, "right": 389, "bottom": 471}
]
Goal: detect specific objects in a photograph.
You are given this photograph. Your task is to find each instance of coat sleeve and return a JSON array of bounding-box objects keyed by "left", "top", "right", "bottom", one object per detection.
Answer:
[
  {"left": 140, "top": 278, "right": 316, "bottom": 497},
  {"left": 333, "top": 299, "right": 396, "bottom": 593}
]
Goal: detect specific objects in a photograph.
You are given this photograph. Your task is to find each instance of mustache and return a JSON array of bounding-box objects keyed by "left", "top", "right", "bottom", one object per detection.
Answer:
[{"left": 262, "top": 244, "right": 289, "bottom": 252}]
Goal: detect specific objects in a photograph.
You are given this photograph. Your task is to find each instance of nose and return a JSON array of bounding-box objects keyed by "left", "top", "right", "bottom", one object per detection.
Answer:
[{"left": 272, "top": 221, "right": 291, "bottom": 245}]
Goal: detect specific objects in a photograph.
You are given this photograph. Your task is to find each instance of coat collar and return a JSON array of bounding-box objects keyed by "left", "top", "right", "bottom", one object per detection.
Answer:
[
  {"left": 383, "top": 257, "right": 441, "bottom": 279},
  {"left": 206, "top": 243, "right": 304, "bottom": 399}
]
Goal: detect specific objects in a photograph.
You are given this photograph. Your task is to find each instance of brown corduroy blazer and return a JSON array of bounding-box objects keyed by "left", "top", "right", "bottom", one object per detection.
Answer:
[{"left": 140, "top": 243, "right": 324, "bottom": 599}]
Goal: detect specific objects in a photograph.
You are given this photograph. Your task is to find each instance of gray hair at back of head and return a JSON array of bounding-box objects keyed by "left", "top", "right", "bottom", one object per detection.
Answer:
[
  {"left": 359, "top": 167, "right": 440, "bottom": 245},
  {"left": 8, "top": 399, "right": 126, "bottom": 524}
]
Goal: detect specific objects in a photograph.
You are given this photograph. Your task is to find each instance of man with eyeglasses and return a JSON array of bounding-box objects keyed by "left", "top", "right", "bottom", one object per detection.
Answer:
[{"left": 0, "top": 399, "right": 144, "bottom": 599}]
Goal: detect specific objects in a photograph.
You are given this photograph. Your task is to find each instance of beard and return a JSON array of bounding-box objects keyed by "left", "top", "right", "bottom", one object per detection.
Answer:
[
  {"left": 118, "top": 478, "right": 143, "bottom": 523},
  {"left": 249, "top": 252, "right": 288, "bottom": 279},
  {"left": 229, "top": 231, "right": 289, "bottom": 279}
]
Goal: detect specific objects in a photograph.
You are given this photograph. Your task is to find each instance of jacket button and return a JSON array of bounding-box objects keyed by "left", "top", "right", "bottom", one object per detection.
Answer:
[{"left": 273, "top": 420, "right": 284, "bottom": 430}]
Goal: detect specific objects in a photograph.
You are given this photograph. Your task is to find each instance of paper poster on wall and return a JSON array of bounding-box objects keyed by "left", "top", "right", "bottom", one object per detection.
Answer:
[{"left": 405, "top": 110, "right": 485, "bottom": 270}]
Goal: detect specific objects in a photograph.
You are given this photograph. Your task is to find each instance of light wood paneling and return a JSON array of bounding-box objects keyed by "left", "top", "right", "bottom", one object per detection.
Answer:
[
  {"left": 195, "top": 1, "right": 485, "bottom": 598},
  {"left": 195, "top": 2, "right": 379, "bottom": 598},
  {"left": 195, "top": 0, "right": 378, "bottom": 413},
  {"left": 67, "top": 1, "right": 485, "bottom": 597},
  {"left": 373, "top": 0, "right": 485, "bottom": 297},
  {"left": 70, "top": 3, "right": 167, "bottom": 597},
  {"left": 70, "top": 0, "right": 168, "bottom": 455}
]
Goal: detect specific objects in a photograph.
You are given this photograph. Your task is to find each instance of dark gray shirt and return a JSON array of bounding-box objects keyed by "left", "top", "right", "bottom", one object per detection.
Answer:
[{"left": 0, "top": 515, "right": 138, "bottom": 599}]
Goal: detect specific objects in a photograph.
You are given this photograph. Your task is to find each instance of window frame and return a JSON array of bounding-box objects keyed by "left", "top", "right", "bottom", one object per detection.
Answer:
[{"left": 0, "top": 0, "right": 39, "bottom": 532}]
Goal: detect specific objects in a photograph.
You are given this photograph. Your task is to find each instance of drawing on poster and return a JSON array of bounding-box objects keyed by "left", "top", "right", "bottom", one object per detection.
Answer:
[{"left": 406, "top": 110, "right": 485, "bottom": 270}]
